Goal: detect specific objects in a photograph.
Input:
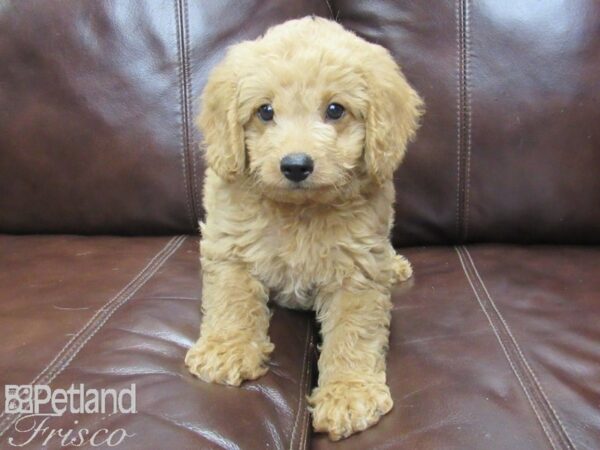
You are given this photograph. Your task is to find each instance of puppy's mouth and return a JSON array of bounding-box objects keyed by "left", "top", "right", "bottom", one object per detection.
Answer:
[
  {"left": 274, "top": 180, "right": 329, "bottom": 195},
  {"left": 258, "top": 179, "right": 339, "bottom": 204},
  {"left": 285, "top": 180, "right": 314, "bottom": 190}
]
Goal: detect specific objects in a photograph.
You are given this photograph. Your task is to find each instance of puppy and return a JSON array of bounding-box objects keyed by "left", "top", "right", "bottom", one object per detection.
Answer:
[{"left": 185, "top": 17, "right": 423, "bottom": 440}]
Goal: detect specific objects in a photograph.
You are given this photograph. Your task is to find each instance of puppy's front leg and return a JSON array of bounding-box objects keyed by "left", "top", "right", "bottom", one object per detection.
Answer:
[
  {"left": 185, "top": 260, "right": 273, "bottom": 386},
  {"left": 309, "top": 285, "right": 393, "bottom": 440}
]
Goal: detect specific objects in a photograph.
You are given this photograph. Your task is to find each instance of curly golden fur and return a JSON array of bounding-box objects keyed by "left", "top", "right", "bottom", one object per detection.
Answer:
[{"left": 185, "top": 17, "right": 423, "bottom": 440}]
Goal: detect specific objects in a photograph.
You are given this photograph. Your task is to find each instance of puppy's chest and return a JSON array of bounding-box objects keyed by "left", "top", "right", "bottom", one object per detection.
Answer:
[{"left": 246, "top": 212, "right": 351, "bottom": 309}]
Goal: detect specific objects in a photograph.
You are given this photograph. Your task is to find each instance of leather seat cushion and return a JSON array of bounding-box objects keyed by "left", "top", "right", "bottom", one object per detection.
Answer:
[
  {"left": 0, "top": 235, "right": 315, "bottom": 449},
  {"left": 0, "top": 237, "right": 598, "bottom": 449}
]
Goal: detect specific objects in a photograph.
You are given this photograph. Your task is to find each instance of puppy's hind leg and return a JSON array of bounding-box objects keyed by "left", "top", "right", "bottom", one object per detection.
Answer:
[
  {"left": 391, "top": 252, "right": 413, "bottom": 283},
  {"left": 185, "top": 260, "right": 273, "bottom": 386}
]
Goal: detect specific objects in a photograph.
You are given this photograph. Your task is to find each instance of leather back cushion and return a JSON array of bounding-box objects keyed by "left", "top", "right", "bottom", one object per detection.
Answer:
[
  {"left": 1, "top": 0, "right": 599, "bottom": 244},
  {"left": 0, "top": 0, "right": 329, "bottom": 234}
]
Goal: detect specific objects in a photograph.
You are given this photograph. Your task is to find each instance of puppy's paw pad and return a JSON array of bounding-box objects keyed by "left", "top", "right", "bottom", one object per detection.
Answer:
[
  {"left": 185, "top": 336, "right": 274, "bottom": 386},
  {"left": 309, "top": 381, "right": 393, "bottom": 441},
  {"left": 392, "top": 254, "right": 413, "bottom": 283}
]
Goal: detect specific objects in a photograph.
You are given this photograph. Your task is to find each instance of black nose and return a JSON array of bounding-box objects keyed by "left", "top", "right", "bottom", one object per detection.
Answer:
[{"left": 280, "top": 153, "right": 314, "bottom": 182}]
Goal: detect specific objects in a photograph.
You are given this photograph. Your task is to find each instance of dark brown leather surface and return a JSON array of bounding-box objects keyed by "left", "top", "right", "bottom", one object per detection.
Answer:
[
  {"left": 331, "top": 0, "right": 600, "bottom": 245},
  {"left": 460, "top": 245, "right": 600, "bottom": 450},
  {"left": 0, "top": 235, "right": 315, "bottom": 449},
  {"left": 2, "top": 0, "right": 599, "bottom": 244},
  {"left": 313, "top": 245, "right": 600, "bottom": 449},
  {"left": 0, "top": 235, "right": 181, "bottom": 386},
  {"left": 1, "top": 239, "right": 598, "bottom": 449},
  {"left": 1, "top": 0, "right": 599, "bottom": 449},
  {"left": 0, "top": 0, "right": 329, "bottom": 235}
]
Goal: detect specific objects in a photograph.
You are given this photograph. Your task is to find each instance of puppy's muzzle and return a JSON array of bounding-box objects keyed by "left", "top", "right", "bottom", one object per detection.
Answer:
[{"left": 280, "top": 153, "right": 314, "bottom": 182}]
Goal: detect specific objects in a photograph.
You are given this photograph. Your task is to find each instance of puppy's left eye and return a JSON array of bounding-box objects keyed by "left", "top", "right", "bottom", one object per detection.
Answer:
[
  {"left": 326, "top": 103, "right": 345, "bottom": 120},
  {"left": 257, "top": 104, "right": 274, "bottom": 122}
]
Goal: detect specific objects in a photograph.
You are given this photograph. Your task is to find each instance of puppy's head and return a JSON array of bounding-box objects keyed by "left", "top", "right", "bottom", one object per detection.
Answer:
[{"left": 198, "top": 17, "right": 423, "bottom": 203}]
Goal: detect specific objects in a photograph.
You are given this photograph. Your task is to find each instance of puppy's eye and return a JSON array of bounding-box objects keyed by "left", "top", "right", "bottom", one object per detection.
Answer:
[
  {"left": 326, "top": 103, "right": 345, "bottom": 120},
  {"left": 257, "top": 104, "right": 274, "bottom": 122}
]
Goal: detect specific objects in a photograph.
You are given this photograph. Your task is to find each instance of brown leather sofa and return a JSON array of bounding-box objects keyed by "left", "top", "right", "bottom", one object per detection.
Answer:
[{"left": 1, "top": 1, "right": 598, "bottom": 449}]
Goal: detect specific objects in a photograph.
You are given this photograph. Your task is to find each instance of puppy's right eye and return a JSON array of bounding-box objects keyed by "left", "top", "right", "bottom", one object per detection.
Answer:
[
  {"left": 257, "top": 104, "right": 274, "bottom": 122},
  {"left": 325, "top": 103, "right": 345, "bottom": 120}
]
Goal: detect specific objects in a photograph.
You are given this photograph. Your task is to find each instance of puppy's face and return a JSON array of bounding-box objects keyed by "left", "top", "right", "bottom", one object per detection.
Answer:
[
  {"left": 199, "top": 17, "right": 423, "bottom": 204},
  {"left": 241, "top": 50, "right": 368, "bottom": 203}
]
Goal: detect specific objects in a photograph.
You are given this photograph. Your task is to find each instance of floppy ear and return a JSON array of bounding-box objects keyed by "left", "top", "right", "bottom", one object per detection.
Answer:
[
  {"left": 363, "top": 47, "right": 424, "bottom": 184},
  {"left": 197, "top": 53, "right": 245, "bottom": 181}
]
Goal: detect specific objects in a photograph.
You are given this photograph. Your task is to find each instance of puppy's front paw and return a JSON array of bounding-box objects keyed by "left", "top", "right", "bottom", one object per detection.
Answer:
[
  {"left": 185, "top": 335, "right": 274, "bottom": 386},
  {"left": 392, "top": 254, "right": 413, "bottom": 283},
  {"left": 309, "top": 381, "right": 393, "bottom": 441}
]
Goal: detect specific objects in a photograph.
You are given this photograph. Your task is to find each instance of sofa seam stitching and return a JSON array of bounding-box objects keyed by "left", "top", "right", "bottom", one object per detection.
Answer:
[
  {"left": 455, "top": 0, "right": 472, "bottom": 242},
  {"left": 290, "top": 320, "right": 312, "bottom": 450},
  {"left": 464, "top": 248, "right": 577, "bottom": 449},
  {"left": 174, "top": 0, "right": 193, "bottom": 227},
  {"left": 323, "top": 0, "right": 336, "bottom": 20},
  {"left": 175, "top": 0, "right": 198, "bottom": 229},
  {"left": 305, "top": 330, "right": 315, "bottom": 449},
  {"left": 463, "top": 0, "right": 472, "bottom": 240},
  {"left": 454, "top": 246, "right": 560, "bottom": 450},
  {"left": 0, "top": 236, "right": 186, "bottom": 436},
  {"left": 182, "top": 0, "right": 201, "bottom": 223},
  {"left": 455, "top": 0, "right": 464, "bottom": 242},
  {"left": 299, "top": 328, "right": 314, "bottom": 450}
]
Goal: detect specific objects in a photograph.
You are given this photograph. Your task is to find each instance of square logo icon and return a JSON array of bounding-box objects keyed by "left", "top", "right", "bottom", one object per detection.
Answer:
[{"left": 4, "top": 385, "right": 33, "bottom": 414}]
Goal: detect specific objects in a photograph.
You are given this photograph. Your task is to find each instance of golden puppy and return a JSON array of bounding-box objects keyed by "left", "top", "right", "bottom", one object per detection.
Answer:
[{"left": 185, "top": 17, "right": 423, "bottom": 440}]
